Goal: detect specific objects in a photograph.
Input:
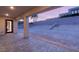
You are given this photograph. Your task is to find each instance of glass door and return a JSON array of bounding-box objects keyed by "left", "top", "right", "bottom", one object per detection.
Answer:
[{"left": 5, "top": 20, "right": 13, "bottom": 33}]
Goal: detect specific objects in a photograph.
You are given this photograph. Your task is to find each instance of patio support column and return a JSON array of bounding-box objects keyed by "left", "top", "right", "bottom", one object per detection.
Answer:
[
  {"left": 14, "top": 19, "right": 18, "bottom": 34},
  {"left": 24, "top": 16, "right": 29, "bottom": 38}
]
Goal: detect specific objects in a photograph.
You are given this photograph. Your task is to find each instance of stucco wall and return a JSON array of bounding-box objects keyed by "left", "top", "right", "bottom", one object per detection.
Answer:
[
  {"left": 14, "top": 19, "right": 18, "bottom": 34},
  {"left": 0, "top": 17, "right": 18, "bottom": 35},
  {"left": 0, "top": 17, "right": 5, "bottom": 35}
]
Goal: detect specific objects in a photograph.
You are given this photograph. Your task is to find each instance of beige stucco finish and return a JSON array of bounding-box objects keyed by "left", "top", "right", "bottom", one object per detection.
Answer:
[{"left": 0, "top": 17, "right": 5, "bottom": 35}]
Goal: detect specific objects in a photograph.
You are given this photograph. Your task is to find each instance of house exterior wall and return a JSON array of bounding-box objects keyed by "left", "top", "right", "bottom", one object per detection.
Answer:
[
  {"left": 0, "top": 16, "right": 18, "bottom": 35},
  {"left": 0, "top": 17, "right": 5, "bottom": 35}
]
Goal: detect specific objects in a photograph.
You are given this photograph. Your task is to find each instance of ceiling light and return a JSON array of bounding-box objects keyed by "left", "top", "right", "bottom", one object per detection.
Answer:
[
  {"left": 5, "top": 13, "right": 9, "bottom": 16},
  {"left": 10, "top": 6, "right": 14, "bottom": 10}
]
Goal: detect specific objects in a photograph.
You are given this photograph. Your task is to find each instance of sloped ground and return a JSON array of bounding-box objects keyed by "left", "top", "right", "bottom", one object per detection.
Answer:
[
  {"left": 29, "top": 16, "right": 79, "bottom": 51},
  {"left": 29, "top": 32, "right": 79, "bottom": 52},
  {"left": 29, "top": 25, "right": 79, "bottom": 51}
]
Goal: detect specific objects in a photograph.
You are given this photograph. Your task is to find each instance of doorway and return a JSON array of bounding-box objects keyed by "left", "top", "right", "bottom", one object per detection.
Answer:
[{"left": 5, "top": 20, "right": 13, "bottom": 33}]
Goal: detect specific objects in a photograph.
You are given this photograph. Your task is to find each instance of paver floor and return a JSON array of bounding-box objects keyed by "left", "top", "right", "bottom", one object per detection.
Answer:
[
  {"left": 0, "top": 33, "right": 32, "bottom": 52},
  {"left": 0, "top": 32, "right": 78, "bottom": 52}
]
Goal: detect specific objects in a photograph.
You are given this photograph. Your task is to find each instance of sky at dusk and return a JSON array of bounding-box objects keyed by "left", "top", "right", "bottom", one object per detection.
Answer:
[{"left": 37, "top": 6, "right": 76, "bottom": 21}]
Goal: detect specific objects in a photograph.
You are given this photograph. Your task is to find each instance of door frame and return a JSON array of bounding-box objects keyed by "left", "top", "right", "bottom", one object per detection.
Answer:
[{"left": 5, "top": 19, "right": 13, "bottom": 33}]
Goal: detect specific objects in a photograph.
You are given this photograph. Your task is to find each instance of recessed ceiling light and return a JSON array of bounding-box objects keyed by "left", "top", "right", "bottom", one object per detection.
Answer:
[
  {"left": 10, "top": 6, "right": 14, "bottom": 10},
  {"left": 5, "top": 13, "right": 9, "bottom": 16}
]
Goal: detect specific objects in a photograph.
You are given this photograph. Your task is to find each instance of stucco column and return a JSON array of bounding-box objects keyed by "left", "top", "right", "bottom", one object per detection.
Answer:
[
  {"left": 24, "top": 16, "right": 29, "bottom": 38},
  {"left": 14, "top": 19, "right": 18, "bottom": 34}
]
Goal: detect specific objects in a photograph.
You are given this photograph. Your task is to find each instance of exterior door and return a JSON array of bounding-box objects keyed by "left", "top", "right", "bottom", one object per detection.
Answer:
[{"left": 5, "top": 20, "right": 13, "bottom": 33}]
